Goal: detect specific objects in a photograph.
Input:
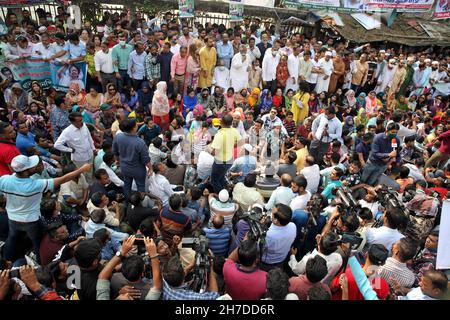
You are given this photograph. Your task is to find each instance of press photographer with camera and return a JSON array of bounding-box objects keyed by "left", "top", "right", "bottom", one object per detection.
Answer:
[
  {"left": 260, "top": 203, "right": 296, "bottom": 272},
  {"left": 365, "top": 205, "right": 407, "bottom": 254},
  {"left": 162, "top": 254, "right": 219, "bottom": 300}
]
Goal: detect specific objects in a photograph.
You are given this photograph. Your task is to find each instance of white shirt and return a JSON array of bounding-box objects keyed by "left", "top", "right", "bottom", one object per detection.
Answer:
[
  {"left": 314, "top": 115, "right": 343, "bottom": 143},
  {"left": 300, "top": 165, "right": 320, "bottom": 194},
  {"left": 127, "top": 50, "right": 147, "bottom": 80},
  {"left": 358, "top": 199, "right": 381, "bottom": 217},
  {"left": 290, "top": 190, "right": 312, "bottom": 212},
  {"left": 54, "top": 124, "right": 95, "bottom": 162},
  {"left": 170, "top": 43, "right": 181, "bottom": 55},
  {"left": 262, "top": 53, "right": 280, "bottom": 81},
  {"left": 94, "top": 49, "right": 114, "bottom": 74},
  {"left": 289, "top": 249, "right": 343, "bottom": 285},
  {"left": 31, "top": 42, "right": 54, "bottom": 59},
  {"left": 197, "top": 150, "right": 215, "bottom": 180},
  {"left": 307, "top": 58, "right": 321, "bottom": 84},
  {"left": 365, "top": 226, "right": 405, "bottom": 253},
  {"left": 147, "top": 173, "right": 174, "bottom": 207},
  {"left": 287, "top": 54, "right": 300, "bottom": 79},
  {"left": 99, "top": 162, "right": 124, "bottom": 187},
  {"left": 248, "top": 46, "right": 261, "bottom": 63},
  {"left": 213, "top": 66, "right": 230, "bottom": 90}
]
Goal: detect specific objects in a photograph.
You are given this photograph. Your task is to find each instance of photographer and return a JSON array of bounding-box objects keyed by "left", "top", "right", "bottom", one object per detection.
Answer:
[
  {"left": 162, "top": 255, "right": 219, "bottom": 300},
  {"left": 260, "top": 204, "right": 296, "bottom": 272},
  {"left": 97, "top": 236, "right": 162, "bottom": 300},
  {"left": 223, "top": 239, "right": 267, "bottom": 300},
  {"left": 365, "top": 205, "right": 406, "bottom": 254},
  {"left": 289, "top": 232, "right": 343, "bottom": 286},
  {"left": 292, "top": 193, "right": 328, "bottom": 258}
]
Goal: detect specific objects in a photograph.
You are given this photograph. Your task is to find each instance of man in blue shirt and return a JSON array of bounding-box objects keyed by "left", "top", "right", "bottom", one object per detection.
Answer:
[
  {"left": 0, "top": 155, "right": 91, "bottom": 263},
  {"left": 261, "top": 203, "right": 297, "bottom": 271},
  {"left": 229, "top": 144, "right": 257, "bottom": 184},
  {"left": 138, "top": 117, "right": 161, "bottom": 146},
  {"left": 15, "top": 121, "right": 51, "bottom": 157},
  {"left": 113, "top": 119, "right": 153, "bottom": 200},
  {"left": 50, "top": 33, "right": 86, "bottom": 64},
  {"left": 362, "top": 123, "right": 401, "bottom": 185},
  {"left": 216, "top": 33, "right": 234, "bottom": 69}
]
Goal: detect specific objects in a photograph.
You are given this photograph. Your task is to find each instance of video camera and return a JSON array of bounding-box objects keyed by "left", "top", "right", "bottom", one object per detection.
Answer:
[
  {"left": 335, "top": 231, "right": 363, "bottom": 251},
  {"left": 334, "top": 186, "right": 361, "bottom": 215},
  {"left": 182, "top": 233, "right": 211, "bottom": 293},
  {"left": 372, "top": 186, "right": 410, "bottom": 229},
  {"left": 237, "top": 205, "right": 271, "bottom": 243}
]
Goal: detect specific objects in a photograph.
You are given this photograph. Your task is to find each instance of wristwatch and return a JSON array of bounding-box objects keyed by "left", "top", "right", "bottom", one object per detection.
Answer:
[{"left": 115, "top": 251, "right": 124, "bottom": 259}]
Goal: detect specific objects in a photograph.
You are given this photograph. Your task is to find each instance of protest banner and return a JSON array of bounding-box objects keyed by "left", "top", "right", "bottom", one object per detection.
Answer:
[
  {"left": 230, "top": 0, "right": 244, "bottom": 22},
  {"left": 0, "top": 59, "right": 87, "bottom": 92},
  {"left": 179, "top": 0, "right": 195, "bottom": 18},
  {"left": 434, "top": 0, "right": 450, "bottom": 19}
]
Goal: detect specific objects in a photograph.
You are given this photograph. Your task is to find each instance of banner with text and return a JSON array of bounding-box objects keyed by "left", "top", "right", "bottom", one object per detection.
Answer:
[
  {"left": 285, "top": 0, "right": 369, "bottom": 12},
  {"left": 178, "top": 0, "right": 195, "bottom": 18},
  {"left": 434, "top": 0, "right": 450, "bottom": 19},
  {"left": 286, "top": 0, "right": 435, "bottom": 12},
  {"left": 230, "top": 0, "right": 244, "bottom": 22},
  {"left": 0, "top": 59, "right": 87, "bottom": 92},
  {"left": 365, "top": 0, "right": 434, "bottom": 12}
]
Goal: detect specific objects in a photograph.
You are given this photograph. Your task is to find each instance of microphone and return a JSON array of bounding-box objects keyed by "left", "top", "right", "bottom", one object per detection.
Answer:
[{"left": 391, "top": 138, "right": 397, "bottom": 151}]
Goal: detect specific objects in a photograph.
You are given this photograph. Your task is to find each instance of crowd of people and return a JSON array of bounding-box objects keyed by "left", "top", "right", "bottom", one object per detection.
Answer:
[{"left": 0, "top": 7, "right": 449, "bottom": 301}]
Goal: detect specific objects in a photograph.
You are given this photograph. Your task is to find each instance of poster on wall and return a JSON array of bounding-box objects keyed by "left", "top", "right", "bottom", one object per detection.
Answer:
[
  {"left": 365, "top": 0, "right": 434, "bottom": 12},
  {"left": 230, "top": 0, "right": 244, "bottom": 22},
  {"left": 0, "top": 59, "right": 87, "bottom": 92},
  {"left": 285, "top": 0, "right": 368, "bottom": 11},
  {"left": 178, "top": 0, "right": 195, "bottom": 18},
  {"left": 434, "top": 0, "right": 450, "bottom": 19}
]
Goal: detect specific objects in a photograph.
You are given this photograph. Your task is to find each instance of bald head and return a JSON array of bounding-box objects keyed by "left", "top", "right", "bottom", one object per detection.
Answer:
[
  {"left": 281, "top": 174, "right": 293, "bottom": 187},
  {"left": 213, "top": 215, "right": 224, "bottom": 229},
  {"left": 305, "top": 155, "right": 315, "bottom": 166}
]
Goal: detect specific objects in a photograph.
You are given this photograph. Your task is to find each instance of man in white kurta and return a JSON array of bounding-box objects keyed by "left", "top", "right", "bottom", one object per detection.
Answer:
[
  {"left": 230, "top": 45, "right": 251, "bottom": 92},
  {"left": 374, "top": 59, "right": 396, "bottom": 94},
  {"left": 213, "top": 59, "right": 230, "bottom": 91},
  {"left": 286, "top": 46, "right": 300, "bottom": 93},
  {"left": 315, "top": 51, "right": 334, "bottom": 93}
]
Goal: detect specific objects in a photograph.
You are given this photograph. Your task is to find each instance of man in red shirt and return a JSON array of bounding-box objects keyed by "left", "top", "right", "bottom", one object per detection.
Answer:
[
  {"left": 289, "top": 255, "right": 331, "bottom": 300},
  {"left": 0, "top": 122, "right": 20, "bottom": 177},
  {"left": 425, "top": 124, "right": 450, "bottom": 169},
  {"left": 330, "top": 244, "right": 391, "bottom": 300},
  {"left": 223, "top": 239, "right": 267, "bottom": 300}
]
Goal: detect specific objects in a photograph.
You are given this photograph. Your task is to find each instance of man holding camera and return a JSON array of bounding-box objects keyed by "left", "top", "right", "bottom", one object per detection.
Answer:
[{"left": 260, "top": 204, "right": 296, "bottom": 272}]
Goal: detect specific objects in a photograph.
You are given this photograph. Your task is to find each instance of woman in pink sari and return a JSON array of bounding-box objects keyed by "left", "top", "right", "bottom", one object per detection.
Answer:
[{"left": 151, "top": 81, "right": 170, "bottom": 131}]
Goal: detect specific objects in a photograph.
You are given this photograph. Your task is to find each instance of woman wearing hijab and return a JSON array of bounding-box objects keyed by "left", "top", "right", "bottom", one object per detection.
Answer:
[
  {"left": 365, "top": 91, "right": 379, "bottom": 118},
  {"left": 137, "top": 82, "right": 153, "bottom": 115},
  {"left": 291, "top": 81, "right": 310, "bottom": 124},
  {"left": 65, "top": 82, "right": 87, "bottom": 108},
  {"left": 276, "top": 54, "right": 289, "bottom": 91},
  {"left": 344, "top": 89, "right": 357, "bottom": 109},
  {"left": 343, "top": 116, "right": 355, "bottom": 135},
  {"left": 183, "top": 86, "right": 198, "bottom": 117},
  {"left": 28, "top": 81, "right": 46, "bottom": 108},
  {"left": 248, "top": 87, "right": 261, "bottom": 117},
  {"left": 395, "top": 95, "right": 409, "bottom": 112},
  {"left": 152, "top": 81, "right": 170, "bottom": 131},
  {"left": 5, "top": 83, "right": 28, "bottom": 111},
  {"left": 308, "top": 92, "right": 319, "bottom": 116},
  {"left": 259, "top": 89, "right": 273, "bottom": 115},
  {"left": 354, "top": 107, "right": 368, "bottom": 127},
  {"left": 356, "top": 92, "right": 367, "bottom": 109}
]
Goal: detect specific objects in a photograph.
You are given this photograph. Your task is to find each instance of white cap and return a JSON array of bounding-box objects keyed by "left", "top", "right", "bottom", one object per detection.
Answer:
[
  {"left": 243, "top": 144, "right": 253, "bottom": 153},
  {"left": 218, "top": 189, "right": 229, "bottom": 202},
  {"left": 325, "top": 51, "right": 332, "bottom": 57},
  {"left": 38, "top": 26, "right": 47, "bottom": 33},
  {"left": 379, "top": 50, "right": 386, "bottom": 54},
  {"left": 233, "top": 111, "right": 241, "bottom": 117},
  {"left": 432, "top": 61, "right": 439, "bottom": 65},
  {"left": 11, "top": 155, "right": 39, "bottom": 172}
]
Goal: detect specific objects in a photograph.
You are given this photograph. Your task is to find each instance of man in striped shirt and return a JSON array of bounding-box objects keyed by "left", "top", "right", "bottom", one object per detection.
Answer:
[{"left": 377, "top": 237, "right": 418, "bottom": 289}]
